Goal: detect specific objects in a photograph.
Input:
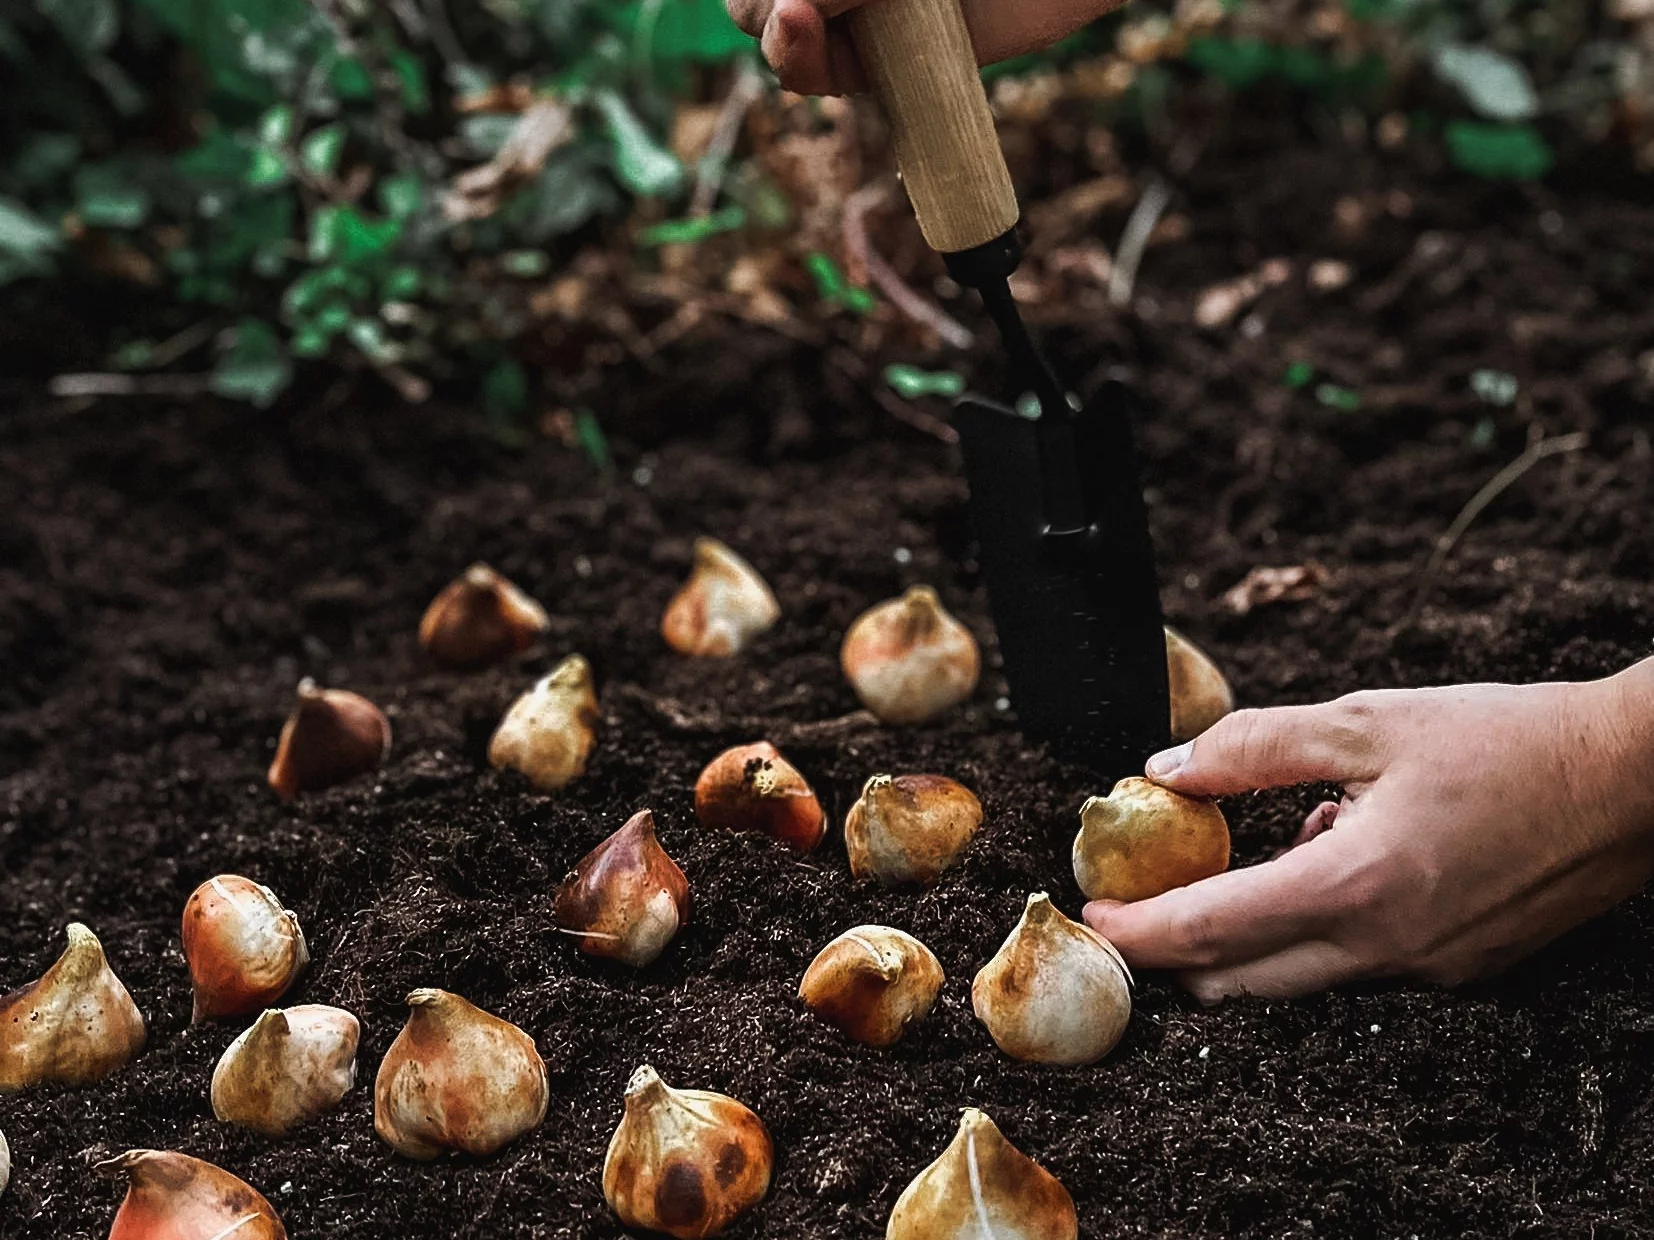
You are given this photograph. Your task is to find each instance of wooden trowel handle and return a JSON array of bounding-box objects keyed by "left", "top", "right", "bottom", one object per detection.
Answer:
[{"left": 847, "top": 0, "right": 1020, "bottom": 255}]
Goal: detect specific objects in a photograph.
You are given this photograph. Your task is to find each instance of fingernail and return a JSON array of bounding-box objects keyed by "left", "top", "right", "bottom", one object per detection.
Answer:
[
  {"left": 1145, "top": 741, "right": 1192, "bottom": 780},
  {"left": 1082, "top": 900, "right": 1121, "bottom": 928}
]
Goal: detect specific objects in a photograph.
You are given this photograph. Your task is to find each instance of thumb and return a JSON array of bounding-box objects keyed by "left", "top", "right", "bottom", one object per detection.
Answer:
[{"left": 1145, "top": 698, "right": 1383, "bottom": 797}]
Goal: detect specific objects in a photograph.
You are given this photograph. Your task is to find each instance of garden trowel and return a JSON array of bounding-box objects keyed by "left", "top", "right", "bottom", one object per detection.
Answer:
[{"left": 848, "top": 0, "right": 1170, "bottom": 776}]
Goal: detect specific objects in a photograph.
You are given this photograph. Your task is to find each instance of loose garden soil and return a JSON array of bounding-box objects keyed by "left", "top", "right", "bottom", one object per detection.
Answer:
[{"left": 3, "top": 123, "right": 1654, "bottom": 1239}]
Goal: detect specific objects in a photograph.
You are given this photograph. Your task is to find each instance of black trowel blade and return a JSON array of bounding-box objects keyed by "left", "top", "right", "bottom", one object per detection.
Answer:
[{"left": 953, "top": 382, "right": 1170, "bottom": 780}]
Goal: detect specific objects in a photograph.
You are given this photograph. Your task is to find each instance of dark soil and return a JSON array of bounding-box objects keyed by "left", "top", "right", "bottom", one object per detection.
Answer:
[{"left": 4, "top": 125, "right": 1654, "bottom": 1240}]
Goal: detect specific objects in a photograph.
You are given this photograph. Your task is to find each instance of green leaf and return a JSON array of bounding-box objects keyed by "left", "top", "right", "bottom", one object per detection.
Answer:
[
  {"left": 884, "top": 363, "right": 966, "bottom": 400},
  {"left": 177, "top": 130, "right": 254, "bottom": 182},
  {"left": 330, "top": 54, "right": 375, "bottom": 100},
  {"left": 74, "top": 165, "right": 150, "bottom": 229},
  {"left": 1283, "top": 360, "right": 1315, "bottom": 389},
  {"left": 638, "top": 205, "right": 745, "bottom": 246},
  {"left": 1445, "top": 121, "right": 1553, "bottom": 182},
  {"left": 309, "top": 205, "right": 402, "bottom": 264},
  {"left": 1432, "top": 45, "right": 1537, "bottom": 123},
  {"left": 613, "top": 0, "right": 751, "bottom": 63},
  {"left": 504, "top": 147, "right": 619, "bottom": 242},
  {"left": 594, "top": 90, "right": 685, "bottom": 198},
  {"left": 1314, "top": 382, "right": 1362, "bottom": 413},
  {"left": 574, "top": 409, "right": 613, "bottom": 472},
  {"left": 461, "top": 114, "right": 519, "bottom": 157},
  {"left": 803, "top": 250, "right": 874, "bottom": 314},
  {"left": 501, "top": 249, "right": 550, "bottom": 276},
  {"left": 11, "top": 133, "right": 81, "bottom": 192},
  {"left": 301, "top": 124, "right": 347, "bottom": 178},
  {"left": 1470, "top": 368, "right": 1519, "bottom": 407},
  {"left": 246, "top": 146, "right": 290, "bottom": 188},
  {"left": 212, "top": 318, "right": 292, "bottom": 408},
  {"left": 389, "top": 48, "right": 430, "bottom": 114},
  {"left": 36, "top": 0, "right": 119, "bottom": 57},
  {"left": 0, "top": 197, "right": 62, "bottom": 283},
  {"left": 259, "top": 105, "right": 296, "bottom": 146},
  {"left": 381, "top": 264, "right": 422, "bottom": 300},
  {"left": 482, "top": 357, "right": 529, "bottom": 419},
  {"left": 377, "top": 173, "right": 425, "bottom": 219}
]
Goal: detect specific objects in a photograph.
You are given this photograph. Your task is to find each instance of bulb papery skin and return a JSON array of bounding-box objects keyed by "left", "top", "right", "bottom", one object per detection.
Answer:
[
  {"left": 267, "top": 678, "right": 391, "bottom": 802},
  {"left": 798, "top": 926, "right": 944, "bottom": 1048},
  {"left": 0, "top": 923, "right": 146, "bottom": 1092},
  {"left": 971, "top": 893, "right": 1132, "bottom": 1066},
  {"left": 694, "top": 742, "right": 825, "bottom": 852},
  {"left": 1166, "top": 626, "right": 1234, "bottom": 741},
  {"left": 661, "top": 538, "right": 780, "bottom": 657},
  {"left": 99, "top": 1149, "right": 287, "bottom": 1240},
  {"left": 1074, "top": 776, "right": 1230, "bottom": 903},
  {"left": 488, "top": 653, "right": 599, "bottom": 791},
  {"left": 885, "top": 1109, "right": 1077, "bottom": 1240},
  {"left": 420, "top": 562, "right": 551, "bottom": 670},
  {"left": 841, "top": 586, "right": 980, "bottom": 725},
  {"left": 554, "top": 809, "right": 691, "bottom": 968},
  {"left": 182, "top": 876, "right": 309, "bottom": 1023},
  {"left": 211, "top": 1005, "right": 361, "bottom": 1137},
  {"left": 374, "top": 988, "right": 549, "bottom": 1159},
  {"left": 845, "top": 774, "right": 982, "bottom": 886},
  {"left": 603, "top": 1065, "right": 773, "bottom": 1240}
]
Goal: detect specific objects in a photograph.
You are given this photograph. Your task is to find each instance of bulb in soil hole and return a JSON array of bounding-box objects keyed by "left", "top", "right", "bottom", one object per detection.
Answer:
[
  {"left": 99, "top": 1149, "right": 286, "bottom": 1240},
  {"left": 1166, "top": 626, "right": 1233, "bottom": 741},
  {"left": 488, "top": 653, "right": 599, "bottom": 791},
  {"left": 971, "top": 892, "right": 1132, "bottom": 1066},
  {"left": 798, "top": 926, "right": 944, "bottom": 1048},
  {"left": 841, "top": 586, "right": 980, "bottom": 725},
  {"left": 182, "top": 876, "right": 309, "bottom": 1023},
  {"left": 693, "top": 741, "right": 825, "bottom": 852},
  {"left": 420, "top": 562, "right": 551, "bottom": 670},
  {"left": 1073, "top": 776, "right": 1230, "bottom": 903},
  {"left": 661, "top": 537, "right": 780, "bottom": 657},
  {"left": 603, "top": 1065, "right": 773, "bottom": 1240},
  {"left": 844, "top": 774, "right": 982, "bottom": 886},
  {"left": 267, "top": 678, "right": 391, "bottom": 802},
  {"left": 0, "top": 922, "right": 146, "bottom": 1092},
  {"left": 553, "top": 809, "right": 691, "bottom": 968},
  {"left": 211, "top": 1005, "right": 360, "bottom": 1137},
  {"left": 886, "top": 1108, "right": 1077, "bottom": 1240},
  {"left": 375, "top": 988, "right": 548, "bottom": 1159}
]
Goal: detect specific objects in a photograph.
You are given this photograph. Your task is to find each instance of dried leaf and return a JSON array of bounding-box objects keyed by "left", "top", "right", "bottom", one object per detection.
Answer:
[{"left": 1221, "top": 563, "right": 1330, "bottom": 615}]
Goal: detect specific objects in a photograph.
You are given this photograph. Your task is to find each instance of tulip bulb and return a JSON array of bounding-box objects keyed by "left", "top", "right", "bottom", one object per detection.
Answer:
[
  {"left": 798, "top": 926, "right": 944, "bottom": 1047},
  {"left": 488, "top": 653, "right": 599, "bottom": 791},
  {"left": 845, "top": 774, "right": 982, "bottom": 886},
  {"left": 211, "top": 1005, "right": 360, "bottom": 1137},
  {"left": 693, "top": 741, "right": 825, "bottom": 852},
  {"left": 554, "top": 809, "right": 691, "bottom": 967},
  {"left": 99, "top": 1149, "right": 286, "bottom": 1240},
  {"left": 182, "top": 876, "right": 309, "bottom": 1023},
  {"left": 375, "top": 988, "right": 548, "bottom": 1159},
  {"left": 267, "top": 678, "right": 391, "bottom": 802},
  {"left": 886, "top": 1108, "right": 1077, "bottom": 1240},
  {"left": 603, "top": 1065, "right": 773, "bottom": 1240},
  {"left": 0, "top": 1127, "right": 8, "bottom": 1198},
  {"left": 971, "top": 893, "right": 1131, "bottom": 1066},
  {"left": 1073, "top": 776, "right": 1230, "bottom": 903},
  {"left": 0, "top": 922, "right": 145, "bottom": 1092},
  {"left": 420, "top": 562, "right": 551, "bottom": 669},
  {"left": 1166, "top": 626, "right": 1234, "bottom": 740},
  {"left": 662, "top": 537, "right": 780, "bottom": 657},
  {"left": 841, "top": 586, "right": 980, "bottom": 725}
]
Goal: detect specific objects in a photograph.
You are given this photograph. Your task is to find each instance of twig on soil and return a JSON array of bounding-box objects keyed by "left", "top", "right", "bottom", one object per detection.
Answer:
[
  {"left": 1109, "top": 175, "right": 1172, "bottom": 308},
  {"left": 843, "top": 181, "right": 974, "bottom": 350},
  {"left": 48, "top": 373, "right": 211, "bottom": 398},
  {"left": 691, "top": 59, "right": 764, "bottom": 215},
  {"left": 617, "top": 684, "right": 881, "bottom": 745}
]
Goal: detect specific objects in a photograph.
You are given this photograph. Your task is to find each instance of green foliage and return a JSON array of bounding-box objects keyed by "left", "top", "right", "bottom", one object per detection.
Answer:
[
  {"left": 1445, "top": 120, "right": 1554, "bottom": 180},
  {"left": 884, "top": 363, "right": 966, "bottom": 400}
]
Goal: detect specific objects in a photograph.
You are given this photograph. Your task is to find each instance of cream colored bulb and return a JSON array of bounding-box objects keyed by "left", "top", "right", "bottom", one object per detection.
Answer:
[
  {"left": 100, "top": 1149, "right": 286, "bottom": 1240},
  {"left": 181, "top": 875, "right": 309, "bottom": 1022},
  {"left": 798, "top": 926, "right": 944, "bottom": 1047},
  {"left": 841, "top": 586, "right": 980, "bottom": 725},
  {"left": 488, "top": 653, "right": 599, "bottom": 790},
  {"left": 374, "top": 988, "right": 548, "bottom": 1159},
  {"left": 1074, "top": 776, "right": 1230, "bottom": 903},
  {"left": 661, "top": 537, "right": 780, "bottom": 657},
  {"left": 420, "top": 562, "right": 550, "bottom": 669},
  {"left": 886, "top": 1108, "right": 1077, "bottom": 1240},
  {"left": 0, "top": 922, "right": 146, "bottom": 1092},
  {"left": 603, "top": 1065, "right": 773, "bottom": 1240},
  {"left": 971, "top": 892, "right": 1132, "bottom": 1066},
  {"left": 1166, "top": 625, "right": 1234, "bottom": 740},
  {"left": 0, "top": 1126, "right": 10, "bottom": 1198},
  {"left": 844, "top": 774, "right": 982, "bottom": 886},
  {"left": 211, "top": 1005, "right": 361, "bottom": 1137}
]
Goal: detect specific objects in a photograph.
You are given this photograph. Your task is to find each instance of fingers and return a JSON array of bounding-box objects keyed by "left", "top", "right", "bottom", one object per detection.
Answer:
[
  {"left": 760, "top": 0, "right": 837, "bottom": 95},
  {"left": 1083, "top": 839, "right": 1340, "bottom": 971},
  {"left": 1179, "top": 939, "right": 1366, "bottom": 1004},
  {"left": 727, "top": 0, "right": 770, "bottom": 36},
  {"left": 1145, "top": 696, "right": 1385, "bottom": 797}
]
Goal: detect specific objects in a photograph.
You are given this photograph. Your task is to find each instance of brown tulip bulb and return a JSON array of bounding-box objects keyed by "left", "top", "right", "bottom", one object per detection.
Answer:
[
  {"left": 181, "top": 876, "right": 309, "bottom": 1023},
  {"left": 661, "top": 537, "right": 780, "bottom": 657},
  {"left": 554, "top": 809, "right": 691, "bottom": 968},
  {"left": 841, "top": 586, "right": 980, "bottom": 725},
  {"left": 798, "top": 926, "right": 944, "bottom": 1048},
  {"left": 603, "top": 1065, "right": 773, "bottom": 1240},
  {"left": 1166, "top": 626, "right": 1234, "bottom": 740},
  {"left": 693, "top": 741, "right": 825, "bottom": 852},
  {"left": 886, "top": 1109, "right": 1077, "bottom": 1240},
  {"left": 1073, "top": 776, "right": 1230, "bottom": 903},
  {"left": 211, "top": 1005, "right": 361, "bottom": 1137},
  {"left": 100, "top": 1149, "right": 286, "bottom": 1240},
  {"left": 971, "top": 893, "right": 1132, "bottom": 1066},
  {"left": 267, "top": 678, "right": 391, "bottom": 802},
  {"left": 488, "top": 653, "right": 599, "bottom": 791},
  {"left": 0, "top": 922, "right": 146, "bottom": 1092},
  {"left": 844, "top": 774, "right": 982, "bottom": 886},
  {"left": 374, "top": 988, "right": 548, "bottom": 1159},
  {"left": 420, "top": 562, "right": 551, "bottom": 669}
]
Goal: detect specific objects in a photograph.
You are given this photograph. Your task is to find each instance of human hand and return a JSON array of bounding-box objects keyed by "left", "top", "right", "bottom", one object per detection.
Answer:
[
  {"left": 726, "top": 0, "right": 1128, "bottom": 96},
  {"left": 1083, "top": 665, "right": 1654, "bottom": 1001}
]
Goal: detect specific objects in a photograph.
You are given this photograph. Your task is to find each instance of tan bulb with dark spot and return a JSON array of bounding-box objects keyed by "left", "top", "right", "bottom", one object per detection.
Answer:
[
  {"left": 553, "top": 810, "right": 691, "bottom": 967},
  {"left": 844, "top": 774, "right": 982, "bottom": 886},
  {"left": 694, "top": 741, "right": 825, "bottom": 852},
  {"left": 1074, "top": 776, "right": 1230, "bottom": 903},
  {"left": 798, "top": 926, "right": 943, "bottom": 1047},
  {"left": 488, "top": 653, "right": 599, "bottom": 790},
  {"left": 181, "top": 876, "right": 309, "bottom": 1022},
  {"left": 99, "top": 1149, "right": 287, "bottom": 1240},
  {"left": 420, "top": 562, "right": 550, "bottom": 669},
  {"left": 267, "top": 679, "right": 390, "bottom": 802},
  {"left": 661, "top": 538, "right": 779, "bottom": 657},
  {"left": 0, "top": 923, "right": 145, "bottom": 1092},
  {"left": 841, "top": 586, "right": 980, "bottom": 725}
]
